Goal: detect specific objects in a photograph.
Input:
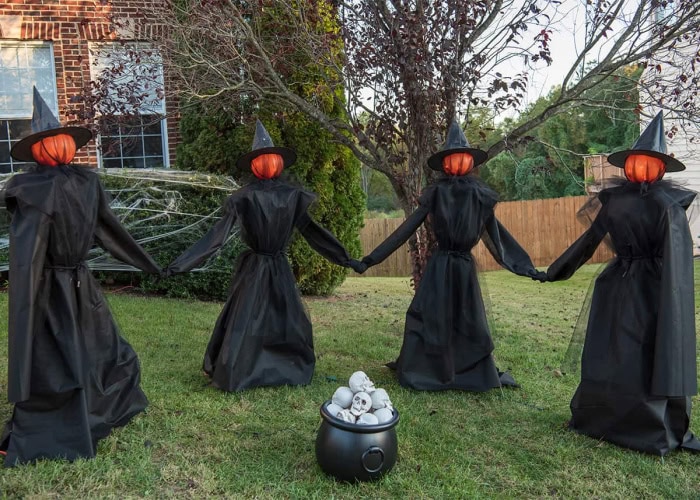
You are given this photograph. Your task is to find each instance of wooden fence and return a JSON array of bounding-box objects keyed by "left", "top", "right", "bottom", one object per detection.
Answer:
[{"left": 355, "top": 195, "right": 614, "bottom": 277}]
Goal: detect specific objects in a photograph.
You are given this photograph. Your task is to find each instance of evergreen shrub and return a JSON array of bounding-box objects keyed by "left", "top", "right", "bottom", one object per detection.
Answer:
[{"left": 175, "top": 104, "right": 365, "bottom": 296}]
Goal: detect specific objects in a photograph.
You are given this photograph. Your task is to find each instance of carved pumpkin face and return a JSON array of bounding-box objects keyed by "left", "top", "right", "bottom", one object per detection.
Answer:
[
  {"left": 30, "top": 134, "right": 77, "bottom": 167},
  {"left": 623, "top": 154, "right": 666, "bottom": 184},
  {"left": 442, "top": 152, "right": 474, "bottom": 176},
  {"left": 251, "top": 153, "right": 284, "bottom": 179}
]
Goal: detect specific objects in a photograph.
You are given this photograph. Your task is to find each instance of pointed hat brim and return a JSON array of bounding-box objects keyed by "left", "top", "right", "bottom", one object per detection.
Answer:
[
  {"left": 11, "top": 127, "right": 93, "bottom": 162},
  {"left": 606, "top": 149, "right": 685, "bottom": 172},
  {"left": 606, "top": 111, "right": 685, "bottom": 172},
  {"left": 427, "top": 147, "right": 488, "bottom": 171},
  {"left": 236, "top": 146, "right": 297, "bottom": 170},
  {"left": 427, "top": 121, "right": 489, "bottom": 170},
  {"left": 236, "top": 119, "right": 296, "bottom": 169}
]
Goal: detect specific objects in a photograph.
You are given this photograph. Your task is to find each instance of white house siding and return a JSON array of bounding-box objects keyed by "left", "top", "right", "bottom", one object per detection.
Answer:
[
  {"left": 665, "top": 132, "right": 700, "bottom": 251},
  {"left": 641, "top": 35, "right": 700, "bottom": 250}
]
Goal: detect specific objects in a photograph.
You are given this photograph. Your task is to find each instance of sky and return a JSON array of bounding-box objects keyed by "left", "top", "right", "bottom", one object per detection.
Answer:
[
  {"left": 483, "top": 1, "right": 590, "bottom": 122},
  {"left": 499, "top": 1, "right": 641, "bottom": 114},
  {"left": 524, "top": 2, "right": 586, "bottom": 103}
]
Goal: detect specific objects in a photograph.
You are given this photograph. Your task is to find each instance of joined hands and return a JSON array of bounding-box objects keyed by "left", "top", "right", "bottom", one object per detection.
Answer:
[
  {"left": 349, "top": 259, "right": 368, "bottom": 274},
  {"left": 529, "top": 269, "right": 548, "bottom": 283}
]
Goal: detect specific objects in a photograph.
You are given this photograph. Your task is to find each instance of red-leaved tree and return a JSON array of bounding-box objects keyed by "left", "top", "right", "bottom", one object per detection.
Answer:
[{"left": 76, "top": 0, "right": 700, "bottom": 284}]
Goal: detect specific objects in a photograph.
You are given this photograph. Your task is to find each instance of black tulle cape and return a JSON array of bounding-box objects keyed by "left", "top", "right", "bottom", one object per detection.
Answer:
[
  {"left": 547, "top": 180, "right": 700, "bottom": 455},
  {"left": 0, "top": 165, "right": 161, "bottom": 466},
  {"left": 167, "top": 178, "right": 356, "bottom": 392},
  {"left": 363, "top": 175, "right": 537, "bottom": 391}
]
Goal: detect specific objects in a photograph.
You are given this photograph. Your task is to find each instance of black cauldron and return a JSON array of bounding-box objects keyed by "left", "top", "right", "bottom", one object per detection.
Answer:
[{"left": 315, "top": 400, "right": 400, "bottom": 482}]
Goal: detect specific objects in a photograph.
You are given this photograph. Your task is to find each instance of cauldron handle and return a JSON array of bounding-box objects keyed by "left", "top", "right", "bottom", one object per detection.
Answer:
[{"left": 361, "top": 446, "right": 385, "bottom": 473}]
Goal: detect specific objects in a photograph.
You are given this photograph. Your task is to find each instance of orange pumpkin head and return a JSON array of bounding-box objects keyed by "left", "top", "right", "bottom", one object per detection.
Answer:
[
  {"left": 30, "top": 133, "right": 77, "bottom": 167},
  {"left": 442, "top": 152, "right": 474, "bottom": 176},
  {"left": 251, "top": 153, "right": 284, "bottom": 180},
  {"left": 623, "top": 154, "right": 666, "bottom": 184}
]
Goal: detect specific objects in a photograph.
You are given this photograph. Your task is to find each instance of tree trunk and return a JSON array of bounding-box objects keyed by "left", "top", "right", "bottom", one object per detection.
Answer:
[{"left": 388, "top": 147, "right": 437, "bottom": 289}]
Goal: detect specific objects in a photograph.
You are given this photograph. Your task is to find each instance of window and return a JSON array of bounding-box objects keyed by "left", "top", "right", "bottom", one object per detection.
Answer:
[
  {"left": 0, "top": 42, "right": 57, "bottom": 173},
  {"left": 99, "top": 116, "right": 165, "bottom": 169},
  {"left": 89, "top": 42, "right": 169, "bottom": 169},
  {"left": 655, "top": 4, "right": 676, "bottom": 23}
]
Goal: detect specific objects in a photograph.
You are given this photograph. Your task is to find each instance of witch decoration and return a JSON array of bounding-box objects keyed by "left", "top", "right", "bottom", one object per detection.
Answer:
[
  {"left": 166, "top": 120, "right": 364, "bottom": 392},
  {"left": 0, "top": 88, "right": 162, "bottom": 466},
  {"left": 541, "top": 112, "right": 700, "bottom": 455},
  {"left": 357, "top": 122, "right": 542, "bottom": 391}
]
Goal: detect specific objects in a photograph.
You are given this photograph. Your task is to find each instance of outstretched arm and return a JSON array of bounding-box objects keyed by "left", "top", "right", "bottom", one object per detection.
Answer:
[
  {"left": 546, "top": 215, "right": 607, "bottom": 282},
  {"left": 361, "top": 205, "right": 430, "bottom": 268},
  {"left": 94, "top": 183, "right": 161, "bottom": 274},
  {"left": 166, "top": 203, "right": 238, "bottom": 275},
  {"left": 296, "top": 213, "right": 364, "bottom": 273},
  {"left": 482, "top": 214, "right": 538, "bottom": 278}
]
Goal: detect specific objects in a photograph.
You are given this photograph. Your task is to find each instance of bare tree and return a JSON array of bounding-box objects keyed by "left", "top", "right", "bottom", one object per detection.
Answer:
[{"left": 81, "top": 0, "right": 700, "bottom": 280}]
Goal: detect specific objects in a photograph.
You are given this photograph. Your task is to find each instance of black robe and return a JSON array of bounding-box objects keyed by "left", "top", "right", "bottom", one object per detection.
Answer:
[
  {"left": 547, "top": 181, "right": 700, "bottom": 455},
  {"left": 1, "top": 165, "right": 161, "bottom": 466},
  {"left": 362, "top": 176, "right": 537, "bottom": 391},
  {"left": 167, "top": 178, "right": 356, "bottom": 392}
]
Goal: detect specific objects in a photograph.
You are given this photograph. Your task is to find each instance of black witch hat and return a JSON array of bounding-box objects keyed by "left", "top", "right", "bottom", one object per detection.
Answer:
[
  {"left": 236, "top": 120, "right": 296, "bottom": 170},
  {"left": 11, "top": 87, "right": 92, "bottom": 162},
  {"left": 427, "top": 121, "right": 488, "bottom": 171},
  {"left": 606, "top": 111, "right": 685, "bottom": 172}
]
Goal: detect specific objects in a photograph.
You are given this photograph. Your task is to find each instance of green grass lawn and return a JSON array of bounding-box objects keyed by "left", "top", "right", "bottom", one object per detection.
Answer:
[{"left": 1, "top": 266, "right": 699, "bottom": 498}]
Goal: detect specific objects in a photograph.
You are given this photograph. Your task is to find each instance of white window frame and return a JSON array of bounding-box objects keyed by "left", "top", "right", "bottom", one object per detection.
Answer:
[
  {"left": 0, "top": 41, "right": 58, "bottom": 173},
  {"left": 88, "top": 42, "right": 169, "bottom": 169}
]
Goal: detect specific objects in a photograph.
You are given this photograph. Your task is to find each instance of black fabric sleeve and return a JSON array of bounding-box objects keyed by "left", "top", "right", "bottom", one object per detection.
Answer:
[
  {"left": 166, "top": 201, "right": 238, "bottom": 275},
  {"left": 481, "top": 214, "right": 538, "bottom": 277},
  {"left": 361, "top": 205, "right": 430, "bottom": 267},
  {"left": 7, "top": 202, "right": 50, "bottom": 403},
  {"left": 296, "top": 213, "right": 355, "bottom": 267},
  {"left": 93, "top": 184, "right": 162, "bottom": 274},
  {"left": 651, "top": 200, "right": 697, "bottom": 397},
  {"left": 546, "top": 214, "right": 607, "bottom": 282}
]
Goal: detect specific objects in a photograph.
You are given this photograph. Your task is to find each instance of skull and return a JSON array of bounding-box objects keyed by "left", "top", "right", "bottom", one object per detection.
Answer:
[
  {"left": 348, "top": 371, "right": 376, "bottom": 394},
  {"left": 374, "top": 408, "right": 394, "bottom": 424},
  {"left": 331, "top": 386, "right": 354, "bottom": 408},
  {"left": 326, "top": 403, "right": 344, "bottom": 418},
  {"left": 337, "top": 409, "right": 356, "bottom": 423},
  {"left": 350, "top": 391, "right": 372, "bottom": 416},
  {"left": 370, "top": 388, "right": 393, "bottom": 410},
  {"left": 357, "top": 413, "right": 379, "bottom": 425}
]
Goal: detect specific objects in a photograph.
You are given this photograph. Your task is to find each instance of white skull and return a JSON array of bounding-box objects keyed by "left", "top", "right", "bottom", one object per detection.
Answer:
[
  {"left": 326, "top": 403, "right": 344, "bottom": 418},
  {"left": 349, "top": 371, "right": 376, "bottom": 394},
  {"left": 374, "top": 408, "right": 394, "bottom": 424},
  {"left": 370, "top": 388, "right": 393, "bottom": 410},
  {"left": 357, "top": 413, "right": 379, "bottom": 425},
  {"left": 331, "top": 386, "right": 354, "bottom": 408},
  {"left": 337, "top": 409, "right": 356, "bottom": 423},
  {"left": 350, "top": 391, "right": 372, "bottom": 416}
]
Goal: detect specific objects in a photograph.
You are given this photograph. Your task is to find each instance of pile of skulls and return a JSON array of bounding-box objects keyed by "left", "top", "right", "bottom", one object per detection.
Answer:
[{"left": 326, "top": 371, "right": 394, "bottom": 425}]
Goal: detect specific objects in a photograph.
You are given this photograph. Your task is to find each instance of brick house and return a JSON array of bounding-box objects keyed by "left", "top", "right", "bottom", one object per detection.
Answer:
[{"left": 0, "top": 0, "right": 179, "bottom": 173}]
